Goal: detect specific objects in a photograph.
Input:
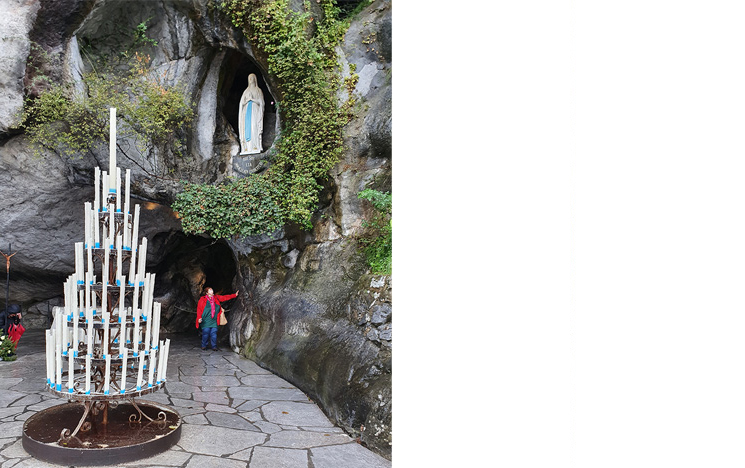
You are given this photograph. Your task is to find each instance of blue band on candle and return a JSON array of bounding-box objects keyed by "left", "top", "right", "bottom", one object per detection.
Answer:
[
  {"left": 148, "top": 383, "right": 152, "bottom": 388},
  {"left": 125, "top": 247, "right": 131, "bottom": 251},
  {"left": 86, "top": 390, "right": 91, "bottom": 395},
  {"left": 95, "top": 243, "right": 100, "bottom": 248},
  {"left": 126, "top": 340, "right": 131, "bottom": 344},
  {"left": 117, "top": 209, "right": 121, "bottom": 212},
  {"left": 102, "top": 354, "right": 106, "bottom": 359},
  {"left": 62, "top": 350, "right": 68, "bottom": 356},
  {"left": 104, "top": 390, "right": 109, "bottom": 395},
  {"left": 133, "top": 352, "right": 138, "bottom": 357},
  {"left": 109, "top": 188, "right": 116, "bottom": 193},
  {"left": 144, "top": 350, "right": 149, "bottom": 355},
  {"left": 119, "top": 354, "right": 123, "bottom": 358},
  {"left": 68, "top": 388, "right": 74, "bottom": 393},
  {"left": 56, "top": 384, "right": 61, "bottom": 391},
  {"left": 74, "top": 351, "right": 78, "bottom": 357},
  {"left": 84, "top": 244, "right": 88, "bottom": 249},
  {"left": 143, "top": 365, "right": 147, "bottom": 370},
  {"left": 79, "top": 311, "right": 84, "bottom": 317},
  {"left": 110, "top": 244, "right": 114, "bottom": 249},
  {"left": 114, "top": 338, "right": 119, "bottom": 343},
  {"left": 137, "top": 386, "right": 141, "bottom": 391},
  {"left": 116, "top": 279, "right": 120, "bottom": 286},
  {"left": 157, "top": 380, "right": 161, "bottom": 385},
  {"left": 140, "top": 282, "right": 144, "bottom": 286},
  {"left": 46, "top": 378, "right": 50, "bottom": 385},
  {"left": 120, "top": 389, "right": 126, "bottom": 394},
  {"left": 102, "top": 207, "right": 107, "bottom": 212},
  {"left": 78, "top": 280, "right": 84, "bottom": 285}
]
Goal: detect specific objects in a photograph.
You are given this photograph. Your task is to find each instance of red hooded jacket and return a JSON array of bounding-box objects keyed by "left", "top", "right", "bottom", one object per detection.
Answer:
[{"left": 195, "top": 292, "right": 237, "bottom": 328}]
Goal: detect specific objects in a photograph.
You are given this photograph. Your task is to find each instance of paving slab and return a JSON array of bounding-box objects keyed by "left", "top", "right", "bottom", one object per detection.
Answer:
[
  {"left": 205, "top": 402, "right": 237, "bottom": 413},
  {"left": 240, "top": 374, "right": 297, "bottom": 388},
  {"left": 192, "top": 390, "right": 230, "bottom": 405},
  {"left": 121, "top": 447, "right": 192, "bottom": 466},
  {"left": 261, "top": 401, "right": 335, "bottom": 427},
  {"left": 249, "top": 446, "right": 308, "bottom": 468},
  {"left": 205, "top": 411, "right": 261, "bottom": 431},
  {"left": 310, "top": 443, "right": 391, "bottom": 468},
  {"left": 236, "top": 400, "right": 268, "bottom": 412},
  {"left": 228, "top": 386, "right": 308, "bottom": 402},
  {"left": 265, "top": 430, "right": 352, "bottom": 449},
  {"left": 183, "top": 413, "right": 208, "bottom": 424},
  {"left": 181, "top": 375, "right": 241, "bottom": 387},
  {"left": 229, "top": 447, "right": 254, "bottom": 461},
  {"left": 185, "top": 454, "right": 247, "bottom": 468},
  {"left": 178, "top": 424, "right": 266, "bottom": 456}
]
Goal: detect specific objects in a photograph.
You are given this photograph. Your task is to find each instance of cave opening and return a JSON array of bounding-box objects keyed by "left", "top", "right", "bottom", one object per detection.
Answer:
[
  {"left": 220, "top": 51, "right": 278, "bottom": 154},
  {"left": 150, "top": 232, "right": 238, "bottom": 345}
]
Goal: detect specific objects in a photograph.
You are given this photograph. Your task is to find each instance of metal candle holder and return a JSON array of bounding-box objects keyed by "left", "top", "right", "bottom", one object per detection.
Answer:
[{"left": 22, "top": 108, "right": 180, "bottom": 466}]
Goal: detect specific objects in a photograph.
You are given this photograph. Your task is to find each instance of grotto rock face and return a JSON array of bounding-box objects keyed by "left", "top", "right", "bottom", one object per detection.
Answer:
[
  {"left": 229, "top": 0, "right": 393, "bottom": 457},
  {"left": 0, "top": 0, "right": 392, "bottom": 458}
]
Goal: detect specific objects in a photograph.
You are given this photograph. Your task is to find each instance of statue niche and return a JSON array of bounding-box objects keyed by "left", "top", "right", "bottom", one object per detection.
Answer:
[{"left": 239, "top": 73, "right": 265, "bottom": 155}]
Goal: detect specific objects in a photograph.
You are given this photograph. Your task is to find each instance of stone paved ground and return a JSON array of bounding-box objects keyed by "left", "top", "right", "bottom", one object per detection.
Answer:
[{"left": 0, "top": 329, "right": 391, "bottom": 468}]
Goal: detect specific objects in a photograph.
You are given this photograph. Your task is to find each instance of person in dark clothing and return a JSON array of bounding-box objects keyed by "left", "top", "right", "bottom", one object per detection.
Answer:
[
  {"left": 2, "top": 304, "right": 21, "bottom": 336},
  {"left": 195, "top": 287, "right": 238, "bottom": 351}
]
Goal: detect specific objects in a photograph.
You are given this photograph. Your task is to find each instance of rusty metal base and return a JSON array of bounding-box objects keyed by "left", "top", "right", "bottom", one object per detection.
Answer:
[{"left": 22, "top": 400, "right": 181, "bottom": 466}]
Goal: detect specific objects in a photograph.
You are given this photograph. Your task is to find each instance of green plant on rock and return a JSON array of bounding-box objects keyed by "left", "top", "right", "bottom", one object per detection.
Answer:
[
  {"left": 357, "top": 188, "right": 391, "bottom": 275},
  {"left": 173, "top": 0, "right": 354, "bottom": 238},
  {"left": 17, "top": 22, "right": 194, "bottom": 168}
]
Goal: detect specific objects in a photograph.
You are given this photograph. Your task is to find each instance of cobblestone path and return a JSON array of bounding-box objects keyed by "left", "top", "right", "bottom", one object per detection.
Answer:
[{"left": 0, "top": 329, "right": 391, "bottom": 468}]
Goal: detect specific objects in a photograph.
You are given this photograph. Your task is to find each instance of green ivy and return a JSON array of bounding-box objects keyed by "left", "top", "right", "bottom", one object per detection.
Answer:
[
  {"left": 173, "top": 0, "right": 353, "bottom": 237},
  {"left": 357, "top": 189, "right": 391, "bottom": 275},
  {"left": 17, "top": 22, "right": 194, "bottom": 162}
]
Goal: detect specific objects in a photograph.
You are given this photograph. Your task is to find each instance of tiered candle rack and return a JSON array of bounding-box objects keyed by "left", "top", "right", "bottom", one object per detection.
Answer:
[{"left": 22, "top": 108, "right": 181, "bottom": 466}]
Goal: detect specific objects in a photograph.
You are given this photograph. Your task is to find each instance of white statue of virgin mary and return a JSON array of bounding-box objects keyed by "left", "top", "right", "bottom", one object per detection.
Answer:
[{"left": 239, "top": 73, "right": 265, "bottom": 154}]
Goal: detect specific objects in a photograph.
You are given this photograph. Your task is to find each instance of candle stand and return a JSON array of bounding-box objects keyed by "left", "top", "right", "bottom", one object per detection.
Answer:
[{"left": 22, "top": 108, "right": 180, "bottom": 466}]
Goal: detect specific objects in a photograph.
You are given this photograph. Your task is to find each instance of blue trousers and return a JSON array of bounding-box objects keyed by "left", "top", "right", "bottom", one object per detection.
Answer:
[{"left": 201, "top": 327, "right": 217, "bottom": 349}]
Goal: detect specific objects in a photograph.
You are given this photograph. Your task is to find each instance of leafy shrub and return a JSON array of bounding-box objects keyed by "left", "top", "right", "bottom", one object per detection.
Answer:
[{"left": 358, "top": 189, "right": 391, "bottom": 274}]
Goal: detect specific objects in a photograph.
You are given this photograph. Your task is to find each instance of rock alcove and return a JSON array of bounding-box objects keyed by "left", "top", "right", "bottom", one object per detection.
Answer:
[
  {"left": 150, "top": 232, "right": 238, "bottom": 345},
  {"left": 221, "top": 51, "right": 278, "bottom": 162}
]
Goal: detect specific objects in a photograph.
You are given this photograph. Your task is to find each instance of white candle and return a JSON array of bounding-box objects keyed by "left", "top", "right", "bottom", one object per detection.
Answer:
[
  {"left": 102, "top": 170, "right": 108, "bottom": 210},
  {"left": 55, "top": 308, "right": 63, "bottom": 390},
  {"left": 104, "top": 354, "right": 111, "bottom": 394},
  {"left": 143, "top": 276, "right": 152, "bottom": 355},
  {"left": 124, "top": 169, "right": 131, "bottom": 224},
  {"left": 152, "top": 302, "right": 160, "bottom": 352},
  {"left": 147, "top": 346, "right": 157, "bottom": 387},
  {"left": 45, "top": 329, "right": 53, "bottom": 386},
  {"left": 132, "top": 275, "right": 140, "bottom": 354},
  {"left": 108, "top": 204, "right": 114, "bottom": 248},
  {"left": 84, "top": 203, "right": 90, "bottom": 248},
  {"left": 109, "top": 108, "right": 116, "bottom": 187},
  {"left": 120, "top": 350, "right": 127, "bottom": 394},
  {"left": 85, "top": 354, "right": 91, "bottom": 394},
  {"left": 116, "top": 235, "right": 122, "bottom": 279},
  {"left": 75, "top": 242, "right": 83, "bottom": 285},
  {"left": 118, "top": 276, "right": 125, "bottom": 357},
  {"left": 94, "top": 209, "right": 100, "bottom": 248},
  {"left": 72, "top": 294, "right": 79, "bottom": 356},
  {"left": 137, "top": 238, "right": 147, "bottom": 283},
  {"left": 129, "top": 205, "right": 140, "bottom": 285},
  {"left": 156, "top": 339, "right": 165, "bottom": 383},
  {"left": 102, "top": 241, "right": 109, "bottom": 320},
  {"left": 162, "top": 338, "right": 171, "bottom": 381},
  {"left": 67, "top": 347, "right": 74, "bottom": 393},
  {"left": 94, "top": 167, "right": 100, "bottom": 213},
  {"left": 136, "top": 352, "right": 145, "bottom": 390},
  {"left": 116, "top": 167, "right": 121, "bottom": 212},
  {"left": 87, "top": 299, "right": 93, "bottom": 357}
]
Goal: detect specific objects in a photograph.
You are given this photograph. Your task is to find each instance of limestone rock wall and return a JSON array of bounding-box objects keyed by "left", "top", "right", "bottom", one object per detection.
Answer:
[{"left": 0, "top": 0, "right": 392, "bottom": 458}]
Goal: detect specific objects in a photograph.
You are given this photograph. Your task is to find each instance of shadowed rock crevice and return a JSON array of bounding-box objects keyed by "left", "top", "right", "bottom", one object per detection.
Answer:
[{"left": 152, "top": 233, "right": 237, "bottom": 337}]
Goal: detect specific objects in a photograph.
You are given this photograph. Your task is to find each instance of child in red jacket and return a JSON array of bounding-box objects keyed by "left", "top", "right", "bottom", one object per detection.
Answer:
[{"left": 196, "top": 287, "right": 238, "bottom": 351}]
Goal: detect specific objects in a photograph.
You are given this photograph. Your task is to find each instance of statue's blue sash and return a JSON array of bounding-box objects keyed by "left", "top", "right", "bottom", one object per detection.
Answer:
[{"left": 244, "top": 100, "right": 253, "bottom": 141}]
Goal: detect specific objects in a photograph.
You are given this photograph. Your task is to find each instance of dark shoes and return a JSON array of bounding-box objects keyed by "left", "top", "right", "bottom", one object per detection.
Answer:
[
  {"left": 201, "top": 347, "right": 207, "bottom": 351},
  {"left": 212, "top": 348, "right": 219, "bottom": 351}
]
